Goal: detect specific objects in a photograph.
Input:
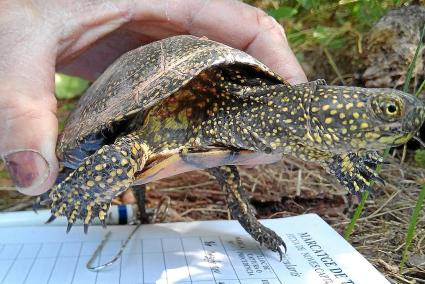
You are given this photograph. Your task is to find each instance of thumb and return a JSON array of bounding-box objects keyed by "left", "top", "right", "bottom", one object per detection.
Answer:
[
  {"left": 0, "top": 16, "right": 59, "bottom": 195},
  {"left": 0, "top": 78, "right": 59, "bottom": 196}
]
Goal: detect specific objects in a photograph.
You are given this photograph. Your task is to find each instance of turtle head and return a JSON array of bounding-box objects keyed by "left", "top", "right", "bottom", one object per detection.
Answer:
[{"left": 304, "top": 85, "right": 425, "bottom": 153}]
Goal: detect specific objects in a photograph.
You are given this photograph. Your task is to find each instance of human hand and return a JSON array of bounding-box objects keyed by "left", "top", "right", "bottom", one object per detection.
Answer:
[{"left": 0, "top": 0, "right": 307, "bottom": 196}]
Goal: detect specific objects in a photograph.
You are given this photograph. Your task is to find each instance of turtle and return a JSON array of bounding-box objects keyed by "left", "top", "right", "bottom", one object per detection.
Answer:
[{"left": 45, "top": 35, "right": 425, "bottom": 259}]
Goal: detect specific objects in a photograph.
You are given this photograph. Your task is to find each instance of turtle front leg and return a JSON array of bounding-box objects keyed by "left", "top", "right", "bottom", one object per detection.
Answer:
[
  {"left": 207, "top": 165, "right": 286, "bottom": 260},
  {"left": 322, "top": 151, "right": 385, "bottom": 197},
  {"left": 47, "top": 135, "right": 150, "bottom": 232}
]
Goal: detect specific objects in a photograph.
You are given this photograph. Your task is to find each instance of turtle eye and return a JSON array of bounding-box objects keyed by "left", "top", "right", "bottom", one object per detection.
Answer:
[
  {"left": 381, "top": 100, "right": 402, "bottom": 118},
  {"left": 386, "top": 103, "right": 397, "bottom": 114},
  {"left": 372, "top": 98, "right": 403, "bottom": 122}
]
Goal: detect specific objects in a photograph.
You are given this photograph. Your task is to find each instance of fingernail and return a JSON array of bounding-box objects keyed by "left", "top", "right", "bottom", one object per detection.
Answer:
[{"left": 3, "top": 150, "right": 49, "bottom": 191}]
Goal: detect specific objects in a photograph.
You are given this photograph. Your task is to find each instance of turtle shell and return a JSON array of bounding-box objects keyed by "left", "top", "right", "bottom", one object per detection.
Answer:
[{"left": 58, "top": 35, "right": 289, "bottom": 161}]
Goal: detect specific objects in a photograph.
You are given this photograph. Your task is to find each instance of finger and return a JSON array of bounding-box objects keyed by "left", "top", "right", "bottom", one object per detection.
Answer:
[
  {"left": 121, "top": 0, "right": 307, "bottom": 84},
  {"left": 53, "top": 0, "right": 306, "bottom": 84},
  {"left": 0, "top": 7, "right": 59, "bottom": 195},
  {"left": 0, "top": 82, "right": 59, "bottom": 196}
]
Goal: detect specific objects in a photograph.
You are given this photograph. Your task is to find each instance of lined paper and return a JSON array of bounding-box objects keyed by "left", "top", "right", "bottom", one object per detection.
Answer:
[{"left": 0, "top": 214, "right": 389, "bottom": 284}]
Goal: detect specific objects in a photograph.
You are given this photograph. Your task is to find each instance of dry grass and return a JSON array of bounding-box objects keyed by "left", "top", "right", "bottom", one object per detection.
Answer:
[
  {"left": 1, "top": 2, "right": 424, "bottom": 282},
  {"left": 2, "top": 152, "right": 424, "bottom": 282},
  {"left": 148, "top": 153, "right": 425, "bottom": 283}
]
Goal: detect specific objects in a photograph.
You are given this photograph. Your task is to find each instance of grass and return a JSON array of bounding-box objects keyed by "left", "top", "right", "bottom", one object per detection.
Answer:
[
  {"left": 398, "top": 24, "right": 425, "bottom": 272},
  {"left": 400, "top": 185, "right": 425, "bottom": 272},
  {"left": 342, "top": 22, "right": 425, "bottom": 271},
  {"left": 50, "top": 1, "right": 425, "bottom": 278},
  {"left": 260, "top": 0, "right": 425, "bottom": 274},
  {"left": 266, "top": 0, "right": 413, "bottom": 49}
]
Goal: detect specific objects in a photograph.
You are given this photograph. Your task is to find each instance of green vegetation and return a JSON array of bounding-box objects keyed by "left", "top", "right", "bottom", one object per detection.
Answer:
[
  {"left": 261, "top": 0, "right": 425, "bottom": 271},
  {"left": 395, "top": 24, "right": 424, "bottom": 272},
  {"left": 415, "top": 149, "right": 425, "bottom": 167},
  {"left": 53, "top": 1, "right": 424, "bottom": 273},
  {"left": 55, "top": 73, "right": 88, "bottom": 99},
  {"left": 342, "top": 22, "right": 425, "bottom": 270},
  {"left": 400, "top": 185, "right": 425, "bottom": 271},
  {"left": 266, "top": 0, "right": 412, "bottom": 48}
]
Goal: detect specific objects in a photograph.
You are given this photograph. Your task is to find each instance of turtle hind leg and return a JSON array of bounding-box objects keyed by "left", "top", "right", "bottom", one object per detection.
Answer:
[
  {"left": 48, "top": 135, "right": 150, "bottom": 231},
  {"left": 207, "top": 165, "right": 286, "bottom": 260}
]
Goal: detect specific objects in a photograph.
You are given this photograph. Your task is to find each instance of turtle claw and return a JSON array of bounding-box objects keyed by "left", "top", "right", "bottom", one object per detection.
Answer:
[
  {"left": 66, "top": 222, "right": 73, "bottom": 233},
  {"left": 324, "top": 151, "right": 385, "bottom": 195},
  {"left": 36, "top": 191, "right": 52, "bottom": 207},
  {"left": 100, "top": 219, "right": 107, "bottom": 229},
  {"left": 45, "top": 215, "right": 57, "bottom": 224},
  {"left": 84, "top": 224, "right": 89, "bottom": 234},
  {"left": 39, "top": 199, "right": 50, "bottom": 206},
  {"left": 367, "top": 172, "right": 385, "bottom": 186},
  {"left": 32, "top": 201, "right": 39, "bottom": 214},
  {"left": 276, "top": 246, "right": 284, "bottom": 262}
]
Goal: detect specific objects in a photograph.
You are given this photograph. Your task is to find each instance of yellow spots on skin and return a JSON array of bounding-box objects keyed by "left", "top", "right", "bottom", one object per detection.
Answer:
[
  {"left": 339, "top": 113, "right": 346, "bottom": 119},
  {"left": 330, "top": 110, "right": 338, "bottom": 115},
  {"left": 95, "top": 164, "right": 103, "bottom": 171},
  {"left": 134, "top": 143, "right": 141, "bottom": 150},
  {"left": 99, "top": 211, "right": 106, "bottom": 220},
  {"left": 354, "top": 138, "right": 368, "bottom": 148},
  {"left": 86, "top": 180, "right": 95, "bottom": 187},
  {"left": 365, "top": 132, "right": 380, "bottom": 140},
  {"left": 342, "top": 157, "right": 354, "bottom": 174},
  {"left": 311, "top": 107, "right": 320, "bottom": 112},
  {"left": 350, "top": 125, "right": 357, "bottom": 131},
  {"left": 360, "top": 122, "right": 369, "bottom": 129},
  {"left": 356, "top": 101, "right": 365, "bottom": 108},
  {"left": 323, "top": 134, "right": 333, "bottom": 142},
  {"left": 353, "top": 181, "right": 360, "bottom": 192},
  {"left": 324, "top": 117, "right": 333, "bottom": 124},
  {"left": 95, "top": 176, "right": 102, "bottom": 182},
  {"left": 313, "top": 133, "right": 322, "bottom": 143},
  {"left": 78, "top": 166, "right": 84, "bottom": 172},
  {"left": 341, "top": 128, "right": 348, "bottom": 135},
  {"left": 322, "top": 105, "right": 330, "bottom": 111},
  {"left": 336, "top": 104, "right": 343, "bottom": 109},
  {"left": 127, "top": 169, "right": 135, "bottom": 178},
  {"left": 121, "top": 159, "right": 129, "bottom": 166},
  {"left": 84, "top": 211, "right": 92, "bottom": 224},
  {"left": 346, "top": 103, "right": 354, "bottom": 110},
  {"left": 58, "top": 204, "right": 67, "bottom": 215},
  {"left": 305, "top": 132, "right": 315, "bottom": 142},
  {"left": 352, "top": 112, "right": 359, "bottom": 119},
  {"left": 117, "top": 169, "right": 123, "bottom": 175}
]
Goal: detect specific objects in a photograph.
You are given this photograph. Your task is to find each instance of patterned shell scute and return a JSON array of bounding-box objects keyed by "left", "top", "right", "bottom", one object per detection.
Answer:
[{"left": 58, "top": 35, "right": 286, "bottom": 157}]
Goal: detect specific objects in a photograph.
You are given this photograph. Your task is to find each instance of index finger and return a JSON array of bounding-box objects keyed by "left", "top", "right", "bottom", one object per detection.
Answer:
[{"left": 121, "top": 0, "right": 307, "bottom": 84}]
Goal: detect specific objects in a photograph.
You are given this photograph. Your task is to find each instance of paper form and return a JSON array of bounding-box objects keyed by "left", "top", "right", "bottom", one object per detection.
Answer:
[{"left": 0, "top": 214, "right": 389, "bottom": 284}]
